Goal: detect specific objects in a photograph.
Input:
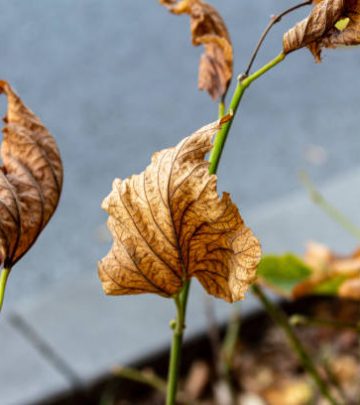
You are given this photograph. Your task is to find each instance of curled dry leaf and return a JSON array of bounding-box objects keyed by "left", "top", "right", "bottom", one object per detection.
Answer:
[
  {"left": 293, "top": 242, "right": 360, "bottom": 300},
  {"left": 283, "top": 0, "right": 360, "bottom": 62},
  {"left": 98, "top": 119, "right": 261, "bottom": 303},
  {"left": 160, "top": 0, "right": 233, "bottom": 100},
  {"left": 339, "top": 277, "right": 360, "bottom": 299},
  {"left": 0, "top": 81, "right": 63, "bottom": 268}
]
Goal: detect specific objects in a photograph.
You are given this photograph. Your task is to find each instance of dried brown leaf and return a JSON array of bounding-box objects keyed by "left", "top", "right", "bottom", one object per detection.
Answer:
[
  {"left": 319, "top": 0, "right": 360, "bottom": 50},
  {"left": 283, "top": 0, "right": 360, "bottom": 62},
  {"left": 0, "top": 81, "right": 63, "bottom": 267},
  {"left": 284, "top": 0, "right": 360, "bottom": 62},
  {"left": 98, "top": 119, "right": 260, "bottom": 302},
  {"left": 160, "top": 0, "right": 233, "bottom": 100},
  {"left": 283, "top": 0, "right": 345, "bottom": 62}
]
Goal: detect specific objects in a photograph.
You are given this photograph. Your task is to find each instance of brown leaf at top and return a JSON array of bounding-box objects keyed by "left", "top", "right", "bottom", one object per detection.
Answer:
[
  {"left": 283, "top": 0, "right": 345, "bottom": 62},
  {"left": 319, "top": 0, "right": 360, "bottom": 49},
  {"left": 284, "top": 0, "right": 360, "bottom": 62},
  {"left": 0, "top": 81, "right": 63, "bottom": 268},
  {"left": 160, "top": 0, "right": 233, "bottom": 100},
  {"left": 98, "top": 119, "right": 261, "bottom": 303}
]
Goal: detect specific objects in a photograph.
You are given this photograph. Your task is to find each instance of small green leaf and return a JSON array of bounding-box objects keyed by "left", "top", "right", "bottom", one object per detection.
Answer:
[
  {"left": 335, "top": 17, "right": 350, "bottom": 31},
  {"left": 258, "top": 254, "right": 312, "bottom": 295},
  {"left": 312, "top": 275, "right": 348, "bottom": 295}
]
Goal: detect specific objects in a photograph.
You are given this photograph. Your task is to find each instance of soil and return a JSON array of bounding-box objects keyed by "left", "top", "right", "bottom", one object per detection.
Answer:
[{"left": 45, "top": 297, "right": 360, "bottom": 405}]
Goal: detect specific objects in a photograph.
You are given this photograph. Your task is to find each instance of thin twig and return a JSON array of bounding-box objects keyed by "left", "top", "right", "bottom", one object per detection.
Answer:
[
  {"left": 9, "top": 313, "right": 83, "bottom": 388},
  {"left": 204, "top": 296, "right": 222, "bottom": 373},
  {"left": 252, "top": 284, "right": 339, "bottom": 405},
  {"left": 321, "top": 355, "right": 349, "bottom": 405},
  {"left": 221, "top": 308, "right": 241, "bottom": 374},
  {"left": 300, "top": 172, "right": 360, "bottom": 241},
  {"left": 113, "top": 366, "right": 167, "bottom": 394},
  {"left": 209, "top": 52, "right": 285, "bottom": 174},
  {"left": 245, "top": 0, "right": 312, "bottom": 75},
  {"left": 113, "top": 366, "right": 197, "bottom": 405},
  {"left": 204, "top": 297, "right": 238, "bottom": 405},
  {"left": 290, "top": 314, "right": 360, "bottom": 333}
]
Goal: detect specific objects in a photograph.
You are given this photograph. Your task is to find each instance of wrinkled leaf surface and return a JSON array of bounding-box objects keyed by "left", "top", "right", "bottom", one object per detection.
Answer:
[
  {"left": 0, "top": 81, "right": 63, "bottom": 267},
  {"left": 99, "top": 119, "right": 260, "bottom": 302},
  {"left": 160, "top": 0, "right": 233, "bottom": 100},
  {"left": 283, "top": 0, "right": 360, "bottom": 62}
]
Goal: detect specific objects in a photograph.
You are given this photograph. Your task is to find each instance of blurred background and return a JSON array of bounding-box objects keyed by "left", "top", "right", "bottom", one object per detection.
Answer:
[
  {"left": 1, "top": 1, "right": 360, "bottom": 403},
  {"left": 0, "top": 0, "right": 359, "bottom": 322}
]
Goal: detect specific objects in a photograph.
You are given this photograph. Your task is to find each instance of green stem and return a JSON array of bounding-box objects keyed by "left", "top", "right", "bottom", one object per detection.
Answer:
[
  {"left": 252, "top": 284, "right": 339, "bottom": 405},
  {"left": 114, "top": 366, "right": 167, "bottom": 394},
  {"left": 209, "top": 52, "right": 285, "bottom": 174},
  {"left": 166, "top": 53, "right": 286, "bottom": 404},
  {"left": 0, "top": 268, "right": 10, "bottom": 313},
  {"left": 244, "top": 1, "right": 311, "bottom": 75},
  {"left": 166, "top": 281, "right": 190, "bottom": 405},
  {"left": 218, "top": 100, "right": 226, "bottom": 119},
  {"left": 221, "top": 309, "right": 241, "bottom": 404},
  {"left": 222, "top": 309, "right": 241, "bottom": 373},
  {"left": 300, "top": 172, "right": 360, "bottom": 241}
]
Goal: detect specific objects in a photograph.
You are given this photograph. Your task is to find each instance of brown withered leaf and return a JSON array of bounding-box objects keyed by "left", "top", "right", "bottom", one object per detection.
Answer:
[
  {"left": 0, "top": 81, "right": 63, "bottom": 268},
  {"left": 293, "top": 242, "right": 360, "bottom": 300},
  {"left": 283, "top": 0, "right": 345, "bottom": 62},
  {"left": 160, "top": 0, "right": 233, "bottom": 100},
  {"left": 98, "top": 119, "right": 261, "bottom": 302},
  {"left": 284, "top": 0, "right": 360, "bottom": 62},
  {"left": 319, "top": 0, "right": 360, "bottom": 50}
]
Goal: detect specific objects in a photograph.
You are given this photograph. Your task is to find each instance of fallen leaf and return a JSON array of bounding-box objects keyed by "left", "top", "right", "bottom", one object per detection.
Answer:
[
  {"left": 339, "top": 277, "right": 360, "bottom": 300},
  {"left": 160, "top": 0, "right": 233, "bottom": 100},
  {"left": 263, "top": 379, "right": 313, "bottom": 405},
  {"left": 184, "top": 360, "right": 210, "bottom": 400},
  {"left": 0, "top": 81, "right": 63, "bottom": 268},
  {"left": 283, "top": 0, "right": 360, "bottom": 62},
  {"left": 328, "top": 355, "right": 360, "bottom": 384},
  {"left": 293, "top": 242, "right": 360, "bottom": 299},
  {"left": 98, "top": 118, "right": 261, "bottom": 302}
]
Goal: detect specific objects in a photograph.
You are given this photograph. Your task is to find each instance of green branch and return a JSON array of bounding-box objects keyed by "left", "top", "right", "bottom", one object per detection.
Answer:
[
  {"left": 290, "top": 314, "right": 360, "bottom": 333},
  {"left": 300, "top": 172, "right": 360, "bottom": 241},
  {"left": 165, "top": 52, "right": 286, "bottom": 405},
  {"left": 113, "top": 366, "right": 167, "bottom": 394},
  {"left": 166, "top": 281, "right": 190, "bottom": 405},
  {"left": 252, "top": 284, "right": 339, "bottom": 405},
  {"left": 209, "top": 52, "right": 285, "bottom": 174}
]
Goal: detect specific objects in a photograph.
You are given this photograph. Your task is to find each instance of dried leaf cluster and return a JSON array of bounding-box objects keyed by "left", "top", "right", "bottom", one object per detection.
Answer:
[
  {"left": 293, "top": 242, "right": 360, "bottom": 300},
  {"left": 98, "top": 120, "right": 261, "bottom": 303},
  {"left": 0, "top": 81, "right": 63, "bottom": 268},
  {"left": 258, "top": 244, "right": 360, "bottom": 301},
  {"left": 160, "top": 0, "right": 233, "bottom": 100},
  {"left": 283, "top": 0, "right": 360, "bottom": 62}
]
